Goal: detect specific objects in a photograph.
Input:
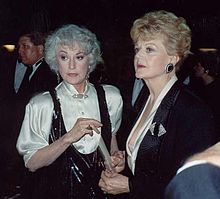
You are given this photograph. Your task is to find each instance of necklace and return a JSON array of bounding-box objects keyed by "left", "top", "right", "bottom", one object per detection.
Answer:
[{"left": 72, "top": 93, "right": 88, "bottom": 99}]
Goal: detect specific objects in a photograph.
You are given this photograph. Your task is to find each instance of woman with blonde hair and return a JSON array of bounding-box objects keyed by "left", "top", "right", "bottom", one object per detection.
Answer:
[{"left": 99, "top": 10, "right": 215, "bottom": 199}]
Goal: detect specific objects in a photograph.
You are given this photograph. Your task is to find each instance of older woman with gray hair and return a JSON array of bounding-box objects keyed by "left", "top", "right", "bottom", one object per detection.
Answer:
[{"left": 16, "top": 24, "right": 123, "bottom": 199}]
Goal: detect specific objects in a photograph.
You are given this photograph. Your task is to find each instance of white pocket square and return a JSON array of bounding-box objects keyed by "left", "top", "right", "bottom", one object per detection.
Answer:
[
  {"left": 149, "top": 122, "right": 166, "bottom": 136},
  {"left": 158, "top": 124, "right": 166, "bottom": 136}
]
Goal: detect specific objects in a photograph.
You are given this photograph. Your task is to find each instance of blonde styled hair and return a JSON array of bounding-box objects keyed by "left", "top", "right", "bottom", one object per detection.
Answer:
[{"left": 130, "top": 10, "right": 191, "bottom": 68}]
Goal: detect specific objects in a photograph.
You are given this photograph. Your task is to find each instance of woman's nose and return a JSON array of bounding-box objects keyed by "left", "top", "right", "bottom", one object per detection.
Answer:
[
  {"left": 69, "top": 59, "right": 76, "bottom": 69},
  {"left": 135, "top": 51, "right": 142, "bottom": 61},
  {"left": 135, "top": 49, "right": 144, "bottom": 59}
]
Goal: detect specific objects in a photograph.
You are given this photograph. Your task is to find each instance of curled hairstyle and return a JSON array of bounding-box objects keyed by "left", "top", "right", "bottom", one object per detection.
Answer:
[
  {"left": 45, "top": 24, "right": 103, "bottom": 73},
  {"left": 130, "top": 10, "right": 192, "bottom": 69}
]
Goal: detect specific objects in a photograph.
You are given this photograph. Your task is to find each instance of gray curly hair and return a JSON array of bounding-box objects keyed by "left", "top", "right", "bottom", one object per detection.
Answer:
[{"left": 45, "top": 24, "right": 103, "bottom": 73}]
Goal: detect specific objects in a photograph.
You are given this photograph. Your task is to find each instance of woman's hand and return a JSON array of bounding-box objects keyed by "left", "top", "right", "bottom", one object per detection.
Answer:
[
  {"left": 108, "top": 150, "right": 125, "bottom": 173},
  {"left": 99, "top": 170, "right": 129, "bottom": 195},
  {"left": 26, "top": 118, "right": 102, "bottom": 172},
  {"left": 64, "top": 118, "right": 102, "bottom": 144}
]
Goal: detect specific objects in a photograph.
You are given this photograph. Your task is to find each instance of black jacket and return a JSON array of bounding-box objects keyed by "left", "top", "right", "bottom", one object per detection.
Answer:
[{"left": 127, "top": 82, "right": 216, "bottom": 199}]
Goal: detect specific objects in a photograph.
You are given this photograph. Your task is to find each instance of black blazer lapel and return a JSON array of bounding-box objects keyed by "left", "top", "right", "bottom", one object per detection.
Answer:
[{"left": 147, "top": 81, "right": 181, "bottom": 137}]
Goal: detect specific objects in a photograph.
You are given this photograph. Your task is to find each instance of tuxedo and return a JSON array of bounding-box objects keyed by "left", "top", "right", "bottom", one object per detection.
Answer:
[
  {"left": 165, "top": 163, "right": 220, "bottom": 199},
  {"left": 1, "top": 57, "right": 58, "bottom": 151},
  {"left": 16, "top": 59, "right": 57, "bottom": 101},
  {"left": 13, "top": 59, "right": 58, "bottom": 139},
  {"left": 1, "top": 57, "right": 58, "bottom": 102},
  {"left": 127, "top": 81, "right": 216, "bottom": 199},
  {"left": 0, "top": 57, "right": 58, "bottom": 195}
]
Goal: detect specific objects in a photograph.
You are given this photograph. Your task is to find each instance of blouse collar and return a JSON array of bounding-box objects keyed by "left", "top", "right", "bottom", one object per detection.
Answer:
[{"left": 62, "top": 80, "right": 90, "bottom": 99}]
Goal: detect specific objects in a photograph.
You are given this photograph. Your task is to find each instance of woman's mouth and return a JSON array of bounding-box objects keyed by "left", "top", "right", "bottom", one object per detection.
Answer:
[
  {"left": 68, "top": 73, "right": 78, "bottom": 77},
  {"left": 137, "top": 64, "right": 146, "bottom": 68}
]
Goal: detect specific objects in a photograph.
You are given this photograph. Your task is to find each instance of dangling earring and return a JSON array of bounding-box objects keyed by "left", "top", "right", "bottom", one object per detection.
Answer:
[
  {"left": 86, "top": 65, "right": 91, "bottom": 79},
  {"left": 56, "top": 72, "right": 61, "bottom": 83},
  {"left": 165, "top": 63, "right": 174, "bottom": 73}
]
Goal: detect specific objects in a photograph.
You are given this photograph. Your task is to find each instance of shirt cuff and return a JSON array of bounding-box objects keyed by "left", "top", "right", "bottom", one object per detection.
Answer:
[{"left": 177, "top": 160, "right": 208, "bottom": 174}]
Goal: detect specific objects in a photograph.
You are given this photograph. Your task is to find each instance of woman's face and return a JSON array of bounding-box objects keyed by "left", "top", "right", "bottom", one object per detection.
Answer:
[
  {"left": 56, "top": 43, "right": 90, "bottom": 92},
  {"left": 134, "top": 38, "right": 173, "bottom": 81}
]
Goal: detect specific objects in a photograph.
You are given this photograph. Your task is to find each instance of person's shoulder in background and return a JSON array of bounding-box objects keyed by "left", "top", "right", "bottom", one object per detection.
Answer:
[{"left": 165, "top": 142, "right": 220, "bottom": 199}]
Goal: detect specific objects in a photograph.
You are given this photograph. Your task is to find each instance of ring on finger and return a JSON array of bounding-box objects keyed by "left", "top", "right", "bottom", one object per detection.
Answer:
[{"left": 86, "top": 125, "right": 93, "bottom": 130}]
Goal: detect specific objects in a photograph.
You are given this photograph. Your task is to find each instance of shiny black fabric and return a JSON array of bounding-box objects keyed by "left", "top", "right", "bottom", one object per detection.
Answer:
[{"left": 21, "top": 85, "right": 111, "bottom": 199}]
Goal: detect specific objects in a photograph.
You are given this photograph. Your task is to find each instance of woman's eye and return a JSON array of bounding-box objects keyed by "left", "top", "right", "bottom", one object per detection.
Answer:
[
  {"left": 76, "top": 55, "right": 84, "bottom": 60},
  {"left": 146, "top": 47, "right": 153, "bottom": 53},
  {"left": 60, "top": 55, "right": 68, "bottom": 60}
]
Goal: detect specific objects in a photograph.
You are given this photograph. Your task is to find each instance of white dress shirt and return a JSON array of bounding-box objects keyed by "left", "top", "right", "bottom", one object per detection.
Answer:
[
  {"left": 14, "top": 60, "right": 26, "bottom": 92},
  {"left": 16, "top": 81, "right": 123, "bottom": 166},
  {"left": 14, "top": 58, "right": 44, "bottom": 92}
]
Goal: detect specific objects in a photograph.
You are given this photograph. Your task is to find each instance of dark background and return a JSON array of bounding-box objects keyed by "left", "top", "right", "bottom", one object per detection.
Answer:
[
  {"left": 0, "top": 0, "right": 220, "bottom": 84},
  {"left": 0, "top": 1, "right": 220, "bottom": 196}
]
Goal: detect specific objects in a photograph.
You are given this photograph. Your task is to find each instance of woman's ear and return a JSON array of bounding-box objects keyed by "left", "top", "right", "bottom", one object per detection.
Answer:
[{"left": 171, "top": 55, "right": 180, "bottom": 66}]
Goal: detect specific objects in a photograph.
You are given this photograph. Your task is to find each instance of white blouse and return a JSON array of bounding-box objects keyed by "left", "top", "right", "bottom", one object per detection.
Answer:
[
  {"left": 16, "top": 81, "right": 123, "bottom": 165},
  {"left": 126, "top": 75, "right": 177, "bottom": 174}
]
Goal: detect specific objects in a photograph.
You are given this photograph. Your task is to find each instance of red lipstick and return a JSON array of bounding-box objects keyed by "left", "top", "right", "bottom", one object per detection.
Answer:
[{"left": 137, "top": 64, "right": 145, "bottom": 68}]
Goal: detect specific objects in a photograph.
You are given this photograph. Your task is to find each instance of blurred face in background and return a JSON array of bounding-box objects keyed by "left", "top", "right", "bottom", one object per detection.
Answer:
[
  {"left": 18, "top": 36, "right": 43, "bottom": 65},
  {"left": 56, "top": 43, "right": 90, "bottom": 93},
  {"left": 194, "top": 62, "right": 205, "bottom": 77}
]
